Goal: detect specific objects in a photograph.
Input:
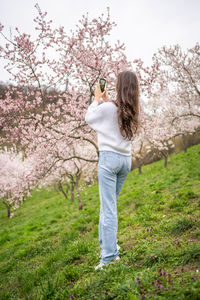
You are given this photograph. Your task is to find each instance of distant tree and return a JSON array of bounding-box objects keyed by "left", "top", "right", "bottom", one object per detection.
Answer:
[{"left": 133, "top": 43, "right": 200, "bottom": 166}]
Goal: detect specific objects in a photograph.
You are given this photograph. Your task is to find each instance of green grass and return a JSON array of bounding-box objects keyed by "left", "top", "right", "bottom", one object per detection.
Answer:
[{"left": 0, "top": 144, "right": 200, "bottom": 299}]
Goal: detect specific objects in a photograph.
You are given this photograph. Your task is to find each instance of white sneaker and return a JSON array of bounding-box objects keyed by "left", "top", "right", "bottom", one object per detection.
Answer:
[
  {"left": 94, "top": 262, "right": 108, "bottom": 270},
  {"left": 99, "top": 244, "right": 121, "bottom": 258},
  {"left": 94, "top": 256, "right": 120, "bottom": 270},
  {"left": 114, "top": 255, "right": 120, "bottom": 262}
]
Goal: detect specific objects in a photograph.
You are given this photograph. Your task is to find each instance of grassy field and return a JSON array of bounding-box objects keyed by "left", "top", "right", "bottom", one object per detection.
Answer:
[{"left": 0, "top": 144, "right": 200, "bottom": 300}]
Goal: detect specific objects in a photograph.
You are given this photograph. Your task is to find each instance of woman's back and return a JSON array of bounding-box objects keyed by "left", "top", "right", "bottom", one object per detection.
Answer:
[{"left": 85, "top": 101, "right": 132, "bottom": 156}]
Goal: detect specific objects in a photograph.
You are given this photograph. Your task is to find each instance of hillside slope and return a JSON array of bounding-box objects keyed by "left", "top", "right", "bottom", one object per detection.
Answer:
[{"left": 0, "top": 144, "right": 200, "bottom": 299}]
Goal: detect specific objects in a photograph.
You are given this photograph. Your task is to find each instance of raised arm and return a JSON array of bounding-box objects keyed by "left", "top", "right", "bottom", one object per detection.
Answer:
[{"left": 85, "top": 101, "right": 105, "bottom": 131}]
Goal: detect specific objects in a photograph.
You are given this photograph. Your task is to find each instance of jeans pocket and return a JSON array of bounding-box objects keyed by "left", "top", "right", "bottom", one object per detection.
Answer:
[{"left": 102, "top": 153, "right": 119, "bottom": 172}]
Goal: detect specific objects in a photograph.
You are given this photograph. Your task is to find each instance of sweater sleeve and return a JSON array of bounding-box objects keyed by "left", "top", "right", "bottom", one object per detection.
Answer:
[{"left": 84, "top": 101, "right": 105, "bottom": 131}]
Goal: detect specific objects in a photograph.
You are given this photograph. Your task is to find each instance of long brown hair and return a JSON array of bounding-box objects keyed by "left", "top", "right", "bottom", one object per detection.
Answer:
[{"left": 111, "top": 70, "right": 140, "bottom": 141}]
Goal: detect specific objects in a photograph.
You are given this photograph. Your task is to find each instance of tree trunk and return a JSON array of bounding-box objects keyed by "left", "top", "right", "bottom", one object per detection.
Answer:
[
  {"left": 164, "top": 155, "right": 168, "bottom": 167},
  {"left": 138, "top": 165, "right": 142, "bottom": 174},
  {"left": 182, "top": 135, "right": 187, "bottom": 153},
  {"left": 66, "top": 182, "right": 70, "bottom": 194},
  {"left": 71, "top": 182, "right": 75, "bottom": 202},
  {"left": 3, "top": 200, "right": 11, "bottom": 218},
  {"left": 58, "top": 182, "right": 68, "bottom": 199},
  {"left": 75, "top": 177, "right": 83, "bottom": 210}
]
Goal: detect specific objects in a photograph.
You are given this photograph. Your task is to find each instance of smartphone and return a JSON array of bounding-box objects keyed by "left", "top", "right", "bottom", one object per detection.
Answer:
[{"left": 99, "top": 78, "right": 106, "bottom": 93}]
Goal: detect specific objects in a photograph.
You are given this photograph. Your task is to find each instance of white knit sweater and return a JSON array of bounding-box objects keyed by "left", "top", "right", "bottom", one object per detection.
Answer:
[{"left": 85, "top": 100, "right": 132, "bottom": 156}]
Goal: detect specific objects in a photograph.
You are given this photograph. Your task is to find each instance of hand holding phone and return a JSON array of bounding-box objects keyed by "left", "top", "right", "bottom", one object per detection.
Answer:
[
  {"left": 102, "top": 90, "right": 110, "bottom": 102},
  {"left": 99, "top": 78, "right": 106, "bottom": 93}
]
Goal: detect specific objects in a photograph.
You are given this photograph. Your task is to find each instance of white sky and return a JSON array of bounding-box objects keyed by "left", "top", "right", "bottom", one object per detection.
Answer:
[{"left": 0, "top": 0, "right": 200, "bottom": 82}]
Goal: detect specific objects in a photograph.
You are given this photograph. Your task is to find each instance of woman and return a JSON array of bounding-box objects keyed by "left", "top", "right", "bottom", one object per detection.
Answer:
[{"left": 85, "top": 70, "right": 140, "bottom": 270}]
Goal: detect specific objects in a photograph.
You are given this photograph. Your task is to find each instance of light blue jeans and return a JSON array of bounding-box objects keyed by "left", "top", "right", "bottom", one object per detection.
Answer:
[{"left": 98, "top": 150, "right": 132, "bottom": 263}]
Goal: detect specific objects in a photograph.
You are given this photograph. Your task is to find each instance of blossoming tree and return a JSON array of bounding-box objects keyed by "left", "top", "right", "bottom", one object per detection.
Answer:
[{"left": 0, "top": 4, "right": 130, "bottom": 215}]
